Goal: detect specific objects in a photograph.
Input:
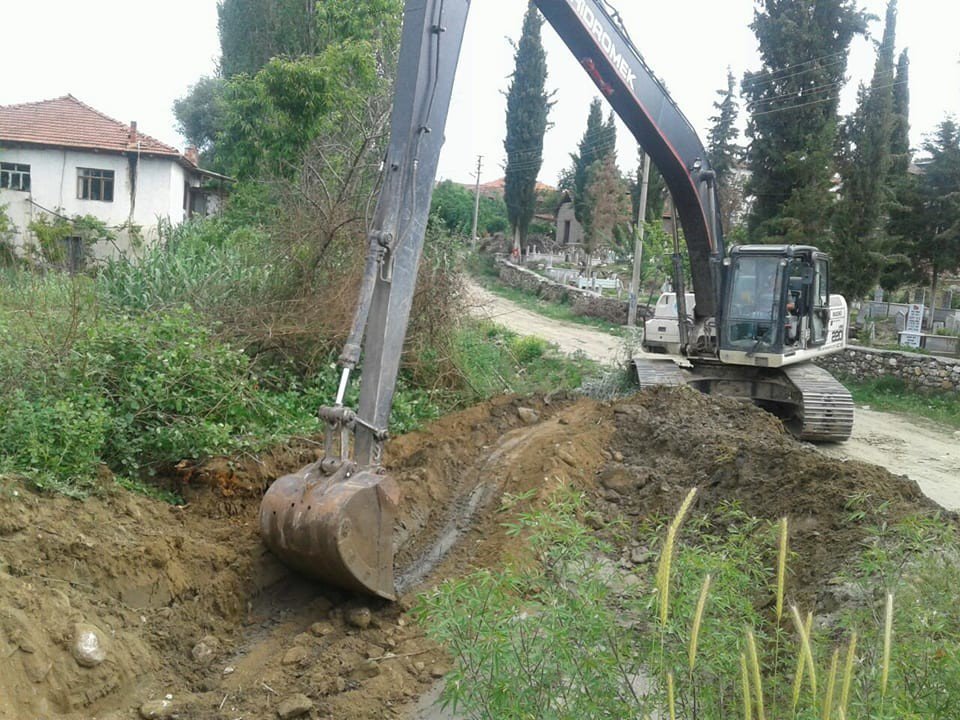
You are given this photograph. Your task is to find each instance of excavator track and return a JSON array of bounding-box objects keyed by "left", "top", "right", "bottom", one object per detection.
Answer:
[
  {"left": 633, "top": 358, "right": 689, "bottom": 389},
  {"left": 783, "top": 364, "right": 854, "bottom": 442},
  {"left": 634, "top": 356, "right": 853, "bottom": 443}
]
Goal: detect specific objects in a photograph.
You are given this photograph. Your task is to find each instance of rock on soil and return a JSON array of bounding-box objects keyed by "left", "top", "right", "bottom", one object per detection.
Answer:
[
  {"left": 71, "top": 623, "right": 108, "bottom": 668},
  {"left": 0, "top": 390, "right": 946, "bottom": 719},
  {"left": 277, "top": 693, "right": 314, "bottom": 718}
]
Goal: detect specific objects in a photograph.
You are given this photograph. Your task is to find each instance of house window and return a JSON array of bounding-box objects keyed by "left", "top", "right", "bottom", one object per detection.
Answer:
[
  {"left": 77, "top": 168, "right": 114, "bottom": 202},
  {"left": 0, "top": 162, "right": 31, "bottom": 191}
]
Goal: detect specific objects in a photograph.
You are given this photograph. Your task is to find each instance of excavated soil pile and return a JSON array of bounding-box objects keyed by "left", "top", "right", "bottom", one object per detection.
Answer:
[
  {"left": 596, "top": 387, "right": 945, "bottom": 608},
  {"left": 0, "top": 390, "right": 943, "bottom": 719}
]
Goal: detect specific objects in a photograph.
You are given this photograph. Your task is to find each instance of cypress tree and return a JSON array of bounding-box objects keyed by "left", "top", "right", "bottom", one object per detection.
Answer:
[
  {"left": 707, "top": 68, "right": 741, "bottom": 182},
  {"left": 880, "top": 49, "right": 913, "bottom": 289},
  {"left": 707, "top": 68, "right": 743, "bottom": 234},
  {"left": 831, "top": 0, "right": 899, "bottom": 300},
  {"left": 743, "top": 0, "right": 869, "bottom": 243},
  {"left": 567, "top": 101, "right": 617, "bottom": 243},
  {"left": 889, "top": 49, "right": 911, "bottom": 175},
  {"left": 504, "top": 3, "right": 553, "bottom": 253}
]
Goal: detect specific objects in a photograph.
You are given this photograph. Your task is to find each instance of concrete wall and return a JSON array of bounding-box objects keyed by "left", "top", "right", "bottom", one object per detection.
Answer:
[
  {"left": 0, "top": 146, "right": 196, "bottom": 259},
  {"left": 816, "top": 346, "right": 960, "bottom": 394},
  {"left": 496, "top": 258, "right": 644, "bottom": 325}
]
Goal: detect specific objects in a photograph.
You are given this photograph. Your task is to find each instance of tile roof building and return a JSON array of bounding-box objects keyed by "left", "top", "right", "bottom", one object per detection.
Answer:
[{"left": 0, "top": 95, "right": 227, "bottom": 267}]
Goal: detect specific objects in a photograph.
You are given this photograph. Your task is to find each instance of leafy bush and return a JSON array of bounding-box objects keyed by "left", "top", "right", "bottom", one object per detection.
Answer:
[
  {"left": 0, "top": 203, "right": 16, "bottom": 266},
  {"left": 0, "top": 392, "right": 111, "bottom": 497},
  {"left": 0, "top": 268, "right": 451, "bottom": 496},
  {"left": 509, "top": 334, "right": 548, "bottom": 364}
]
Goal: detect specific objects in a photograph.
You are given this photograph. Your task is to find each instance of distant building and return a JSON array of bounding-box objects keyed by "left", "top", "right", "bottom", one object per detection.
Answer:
[
  {"left": 555, "top": 190, "right": 584, "bottom": 258},
  {"left": 0, "top": 95, "right": 230, "bottom": 267},
  {"left": 465, "top": 176, "right": 557, "bottom": 199}
]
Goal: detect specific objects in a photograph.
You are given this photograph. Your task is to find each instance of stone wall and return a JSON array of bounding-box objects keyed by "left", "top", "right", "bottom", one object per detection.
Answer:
[
  {"left": 816, "top": 346, "right": 960, "bottom": 394},
  {"left": 495, "top": 259, "right": 643, "bottom": 325}
]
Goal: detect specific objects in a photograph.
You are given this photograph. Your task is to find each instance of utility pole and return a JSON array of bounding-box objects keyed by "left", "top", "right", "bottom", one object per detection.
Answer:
[
  {"left": 627, "top": 151, "right": 651, "bottom": 327},
  {"left": 470, "top": 155, "right": 483, "bottom": 249}
]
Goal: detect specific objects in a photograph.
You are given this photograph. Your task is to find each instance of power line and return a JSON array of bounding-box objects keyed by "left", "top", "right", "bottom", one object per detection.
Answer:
[{"left": 750, "top": 78, "right": 908, "bottom": 118}]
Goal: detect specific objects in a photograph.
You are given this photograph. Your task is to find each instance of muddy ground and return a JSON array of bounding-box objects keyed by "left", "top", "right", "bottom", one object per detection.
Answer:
[{"left": 0, "top": 389, "right": 946, "bottom": 720}]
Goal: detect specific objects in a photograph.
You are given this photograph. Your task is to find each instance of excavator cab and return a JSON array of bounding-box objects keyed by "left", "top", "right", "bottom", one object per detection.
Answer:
[{"left": 718, "top": 245, "right": 843, "bottom": 366}]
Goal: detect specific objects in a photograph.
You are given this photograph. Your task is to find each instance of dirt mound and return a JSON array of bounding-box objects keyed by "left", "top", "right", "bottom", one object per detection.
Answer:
[
  {"left": 0, "top": 390, "right": 942, "bottom": 719},
  {"left": 598, "top": 387, "right": 944, "bottom": 606}
]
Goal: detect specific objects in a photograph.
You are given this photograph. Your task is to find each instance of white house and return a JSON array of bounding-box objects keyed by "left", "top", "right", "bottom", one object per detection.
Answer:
[{"left": 0, "top": 95, "right": 228, "bottom": 267}]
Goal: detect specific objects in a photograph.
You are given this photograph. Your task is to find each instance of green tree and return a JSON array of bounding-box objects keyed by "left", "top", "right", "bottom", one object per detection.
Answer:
[
  {"left": 831, "top": 0, "right": 899, "bottom": 300},
  {"left": 173, "top": 76, "right": 226, "bottom": 158},
  {"left": 881, "top": 49, "right": 914, "bottom": 290},
  {"left": 216, "top": 0, "right": 401, "bottom": 180},
  {"left": 217, "top": 0, "right": 318, "bottom": 78},
  {"left": 707, "top": 68, "right": 744, "bottom": 234},
  {"left": 743, "top": 0, "right": 869, "bottom": 243},
  {"left": 564, "top": 100, "right": 617, "bottom": 241},
  {"left": 889, "top": 119, "right": 960, "bottom": 318},
  {"left": 431, "top": 181, "right": 508, "bottom": 237},
  {"left": 889, "top": 49, "right": 911, "bottom": 175},
  {"left": 504, "top": 4, "right": 553, "bottom": 254},
  {"left": 584, "top": 153, "right": 629, "bottom": 264},
  {"left": 707, "top": 68, "right": 741, "bottom": 182}
]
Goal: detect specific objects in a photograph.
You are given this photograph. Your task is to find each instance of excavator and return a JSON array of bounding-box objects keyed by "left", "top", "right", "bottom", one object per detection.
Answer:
[{"left": 259, "top": 0, "right": 854, "bottom": 600}]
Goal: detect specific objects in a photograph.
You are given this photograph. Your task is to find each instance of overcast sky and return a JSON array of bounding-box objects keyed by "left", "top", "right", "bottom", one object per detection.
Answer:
[{"left": 3, "top": 1, "right": 957, "bottom": 186}]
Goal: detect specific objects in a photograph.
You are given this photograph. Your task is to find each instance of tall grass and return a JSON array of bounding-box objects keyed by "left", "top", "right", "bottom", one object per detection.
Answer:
[
  {"left": 417, "top": 490, "right": 960, "bottom": 719},
  {"left": 98, "top": 217, "right": 281, "bottom": 316}
]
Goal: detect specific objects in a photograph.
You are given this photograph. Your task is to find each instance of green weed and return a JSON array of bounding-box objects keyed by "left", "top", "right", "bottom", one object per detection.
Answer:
[
  {"left": 416, "top": 491, "right": 960, "bottom": 720},
  {"left": 451, "top": 320, "right": 599, "bottom": 402},
  {"left": 844, "top": 376, "right": 960, "bottom": 429}
]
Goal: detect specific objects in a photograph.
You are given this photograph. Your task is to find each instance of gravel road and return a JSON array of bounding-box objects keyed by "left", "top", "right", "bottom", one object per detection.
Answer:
[{"left": 467, "top": 282, "right": 960, "bottom": 511}]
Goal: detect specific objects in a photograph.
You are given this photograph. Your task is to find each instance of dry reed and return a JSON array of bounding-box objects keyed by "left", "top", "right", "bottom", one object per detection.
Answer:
[
  {"left": 776, "top": 517, "right": 788, "bottom": 623},
  {"left": 656, "top": 487, "right": 698, "bottom": 625},
  {"left": 791, "top": 605, "right": 818, "bottom": 697},
  {"left": 747, "top": 630, "right": 766, "bottom": 720},
  {"left": 822, "top": 647, "right": 839, "bottom": 720},
  {"left": 881, "top": 592, "right": 894, "bottom": 699},
  {"left": 741, "top": 652, "right": 753, "bottom": 720},
  {"left": 839, "top": 632, "right": 858, "bottom": 717},
  {"left": 688, "top": 573, "right": 712, "bottom": 672}
]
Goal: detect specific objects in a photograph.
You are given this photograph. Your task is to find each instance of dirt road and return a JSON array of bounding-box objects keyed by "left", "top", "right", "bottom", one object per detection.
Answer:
[
  {"left": 467, "top": 283, "right": 625, "bottom": 365},
  {"left": 467, "top": 282, "right": 960, "bottom": 511}
]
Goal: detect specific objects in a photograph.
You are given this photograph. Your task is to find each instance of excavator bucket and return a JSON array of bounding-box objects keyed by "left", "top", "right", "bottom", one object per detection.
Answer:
[{"left": 259, "top": 461, "right": 400, "bottom": 599}]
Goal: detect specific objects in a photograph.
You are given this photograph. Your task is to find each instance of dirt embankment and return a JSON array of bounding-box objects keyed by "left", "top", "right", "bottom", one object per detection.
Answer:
[
  {"left": 467, "top": 279, "right": 960, "bottom": 511},
  {"left": 0, "top": 389, "right": 946, "bottom": 719}
]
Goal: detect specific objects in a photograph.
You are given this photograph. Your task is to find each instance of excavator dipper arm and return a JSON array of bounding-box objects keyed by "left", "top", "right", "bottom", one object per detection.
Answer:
[{"left": 259, "top": 0, "right": 470, "bottom": 600}]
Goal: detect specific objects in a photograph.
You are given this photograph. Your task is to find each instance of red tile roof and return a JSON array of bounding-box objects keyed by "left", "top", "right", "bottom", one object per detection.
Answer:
[
  {"left": 0, "top": 95, "right": 190, "bottom": 163},
  {"left": 477, "top": 177, "right": 556, "bottom": 195}
]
